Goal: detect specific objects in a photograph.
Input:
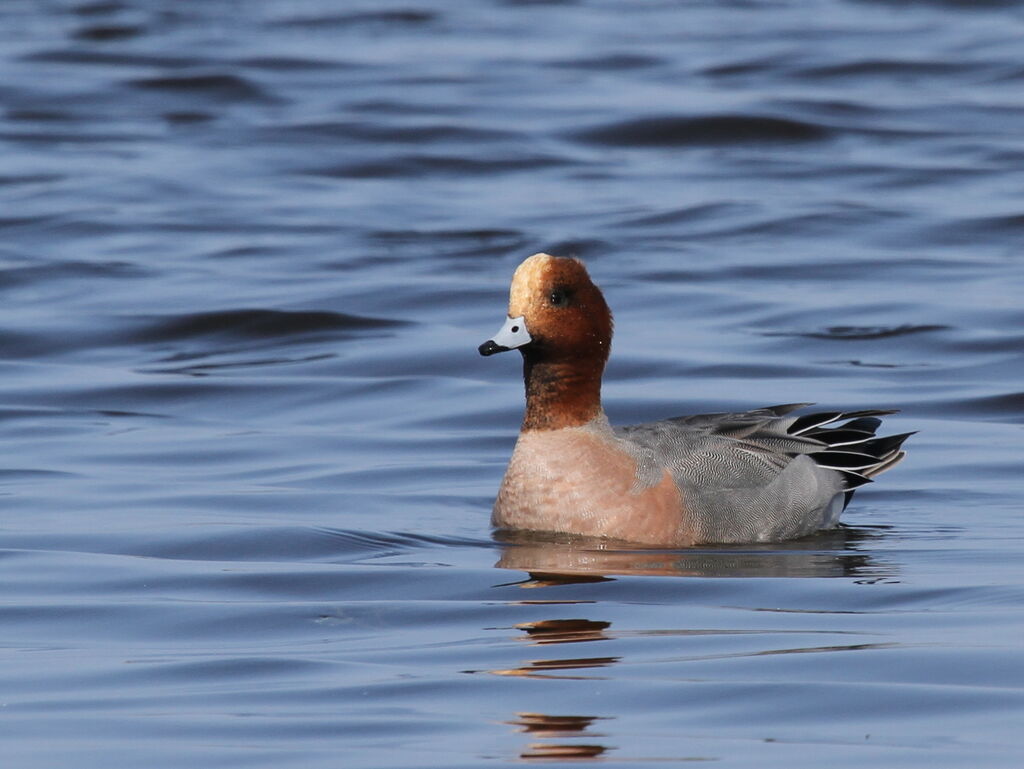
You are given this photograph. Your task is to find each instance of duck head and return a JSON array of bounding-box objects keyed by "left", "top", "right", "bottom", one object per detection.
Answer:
[{"left": 479, "top": 253, "right": 613, "bottom": 430}]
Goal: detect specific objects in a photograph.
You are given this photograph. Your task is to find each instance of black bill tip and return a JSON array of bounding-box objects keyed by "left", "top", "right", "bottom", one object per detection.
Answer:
[{"left": 478, "top": 340, "right": 508, "bottom": 356}]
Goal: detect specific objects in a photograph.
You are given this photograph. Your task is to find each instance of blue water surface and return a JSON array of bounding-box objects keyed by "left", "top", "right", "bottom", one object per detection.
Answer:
[{"left": 2, "top": 1, "right": 1024, "bottom": 766}]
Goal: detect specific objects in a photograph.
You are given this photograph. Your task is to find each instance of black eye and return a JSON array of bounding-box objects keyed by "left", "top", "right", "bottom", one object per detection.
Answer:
[{"left": 549, "top": 289, "right": 570, "bottom": 308}]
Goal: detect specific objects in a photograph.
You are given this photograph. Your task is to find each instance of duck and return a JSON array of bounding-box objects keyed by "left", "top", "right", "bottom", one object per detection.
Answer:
[{"left": 479, "top": 253, "right": 910, "bottom": 546}]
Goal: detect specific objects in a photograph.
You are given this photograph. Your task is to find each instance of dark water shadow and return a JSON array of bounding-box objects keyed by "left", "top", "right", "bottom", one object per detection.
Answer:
[{"left": 493, "top": 526, "right": 895, "bottom": 581}]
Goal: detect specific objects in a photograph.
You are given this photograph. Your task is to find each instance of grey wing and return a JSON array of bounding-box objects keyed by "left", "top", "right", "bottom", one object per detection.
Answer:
[{"left": 615, "top": 404, "right": 912, "bottom": 542}]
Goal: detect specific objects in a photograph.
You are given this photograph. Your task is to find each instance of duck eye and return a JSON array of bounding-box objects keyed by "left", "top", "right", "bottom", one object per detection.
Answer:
[{"left": 549, "top": 289, "right": 569, "bottom": 308}]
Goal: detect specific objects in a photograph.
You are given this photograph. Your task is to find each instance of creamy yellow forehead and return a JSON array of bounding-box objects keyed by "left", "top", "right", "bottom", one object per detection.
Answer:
[{"left": 508, "top": 253, "right": 555, "bottom": 316}]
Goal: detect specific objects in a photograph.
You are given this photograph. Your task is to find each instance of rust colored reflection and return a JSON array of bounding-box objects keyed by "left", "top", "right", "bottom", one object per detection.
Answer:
[{"left": 507, "top": 712, "right": 612, "bottom": 762}]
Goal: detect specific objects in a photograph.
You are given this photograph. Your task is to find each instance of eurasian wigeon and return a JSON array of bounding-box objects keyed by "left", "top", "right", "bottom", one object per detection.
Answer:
[{"left": 479, "top": 253, "right": 910, "bottom": 546}]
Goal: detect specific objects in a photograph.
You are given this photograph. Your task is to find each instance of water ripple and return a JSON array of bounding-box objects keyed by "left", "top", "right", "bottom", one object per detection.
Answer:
[
  {"left": 130, "top": 309, "right": 405, "bottom": 344},
  {"left": 572, "top": 114, "right": 833, "bottom": 146}
]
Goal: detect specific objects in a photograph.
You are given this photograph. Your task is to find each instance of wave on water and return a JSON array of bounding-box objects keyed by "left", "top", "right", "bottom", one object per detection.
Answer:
[
  {"left": 572, "top": 114, "right": 833, "bottom": 146},
  {"left": 766, "top": 324, "right": 949, "bottom": 341},
  {"left": 131, "top": 309, "right": 406, "bottom": 344}
]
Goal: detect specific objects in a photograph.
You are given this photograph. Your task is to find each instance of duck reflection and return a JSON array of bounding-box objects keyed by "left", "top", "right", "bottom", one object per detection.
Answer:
[
  {"left": 477, "top": 617, "right": 618, "bottom": 678},
  {"left": 516, "top": 618, "right": 611, "bottom": 644},
  {"left": 494, "top": 525, "right": 894, "bottom": 580},
  {"left": 506, "top": 712, "right": 612, "bottom": 761},
  {"left": 489, "top": 655, "right": 619, "bottom": 679}
]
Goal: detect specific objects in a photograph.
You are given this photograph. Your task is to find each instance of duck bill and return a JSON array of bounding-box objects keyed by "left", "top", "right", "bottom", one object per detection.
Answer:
[{"left": 479, "top": 315, "right": 531, "bottom": 356}]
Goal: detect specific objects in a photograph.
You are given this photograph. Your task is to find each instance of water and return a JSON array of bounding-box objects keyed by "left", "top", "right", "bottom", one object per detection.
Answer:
[{"left": 2, "top": 0, "right": 1023, "bottom": 766}]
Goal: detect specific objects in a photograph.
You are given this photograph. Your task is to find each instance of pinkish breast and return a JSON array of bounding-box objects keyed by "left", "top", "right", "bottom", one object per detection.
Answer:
[{"left": 491, "top": 420, "right": 695, "bottom": 546}]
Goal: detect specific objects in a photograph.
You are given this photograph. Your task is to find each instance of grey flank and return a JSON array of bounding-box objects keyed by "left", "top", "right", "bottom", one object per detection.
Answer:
[{"left": 616, "top": 404, "right": 912, "bottom": 543}]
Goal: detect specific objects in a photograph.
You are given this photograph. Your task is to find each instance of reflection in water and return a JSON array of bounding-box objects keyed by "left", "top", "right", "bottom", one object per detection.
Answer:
[
  {"left": 482, "top": 654, "right": 619, "bottom": 680},
  {"left": 488, "top": 618, "right": 892, "bottom": 762},
  {"left": 494, "top": 526, "right": 895, "bottom": 580},
  {"left": 507, "top": 713, "right": 612, "bottom": 762},
  {"left": 482, "top": 602, "right": 892, "bottom": 762},
  {"left": 481, "top": 529, "right": 901, "bottom": 762},
  {"left": 521, "top": 743, "right": 608, "bottom": 761},
  {"left": 499, "top": 573, "right": 614, "bottom": 588},
  {"left": 467, "top": 615, "right": 619, "bottom": 679},
  {"left": 516, "top": 618, "right": 611, "bottom": 645}
]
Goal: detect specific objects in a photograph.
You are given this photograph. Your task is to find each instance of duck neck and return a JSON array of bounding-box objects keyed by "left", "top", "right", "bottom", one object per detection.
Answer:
[{"left": 521, "top": 355, "right": 605, "bottom": 431}]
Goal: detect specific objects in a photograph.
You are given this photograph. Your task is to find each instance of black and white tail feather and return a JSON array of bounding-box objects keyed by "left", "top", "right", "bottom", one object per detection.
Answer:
[{"left": 763, "top": 403, "right": 912, "bottom": 508}]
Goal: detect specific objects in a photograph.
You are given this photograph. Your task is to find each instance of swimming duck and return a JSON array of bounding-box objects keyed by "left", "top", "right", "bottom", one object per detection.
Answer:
[{"left": 479, "top": 253, "right": 910, "bottom": 546}]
